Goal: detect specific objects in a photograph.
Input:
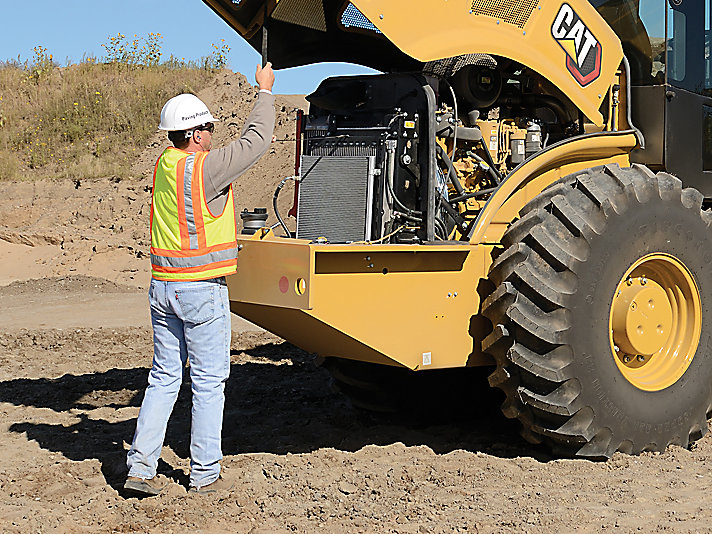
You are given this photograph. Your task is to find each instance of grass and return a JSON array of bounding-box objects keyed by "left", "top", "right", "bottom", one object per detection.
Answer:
[{"left": 0, "top": 36, "right": 230, "bottom": 181}]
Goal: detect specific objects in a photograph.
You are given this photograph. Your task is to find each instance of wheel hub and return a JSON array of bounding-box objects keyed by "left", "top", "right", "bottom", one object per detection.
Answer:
[
  {"left": 608, "top": 253, "right": 701, "bottom": 391},
  {"left": 612, "top": 278, "right": 673, "bottom": 357}
]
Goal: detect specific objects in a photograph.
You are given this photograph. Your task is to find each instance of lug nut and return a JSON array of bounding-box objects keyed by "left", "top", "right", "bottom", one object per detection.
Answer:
[
  {"left": 637, "top": 355, "right": 646, "bottom": 362},
  {"left": 626, "top": 277, "right": 633, "bottom": 286},
  {"left": 623, "top": 355, "right": 631, "bottom": 363},
  {"left": 640, "top": 276, "right": 647, "bottom": 286},
  {"left": 614, "top": 345, "right": 620, "bottom": 353}
]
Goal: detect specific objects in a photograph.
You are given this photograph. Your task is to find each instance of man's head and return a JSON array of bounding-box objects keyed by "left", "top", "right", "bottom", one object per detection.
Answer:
[{"left": 159, "top": 94, "right": 219, "bottom": 152}]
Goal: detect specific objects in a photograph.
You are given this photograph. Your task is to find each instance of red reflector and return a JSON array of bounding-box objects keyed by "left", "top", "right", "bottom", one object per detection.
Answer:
[{"left": 279, "top": 276, "right": 289, "bottom": 294}]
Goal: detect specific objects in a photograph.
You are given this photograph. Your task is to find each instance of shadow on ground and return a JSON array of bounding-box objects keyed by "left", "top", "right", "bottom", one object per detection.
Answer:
[{"left": 2, "top": 340, "right": 546, "bottom": 490}]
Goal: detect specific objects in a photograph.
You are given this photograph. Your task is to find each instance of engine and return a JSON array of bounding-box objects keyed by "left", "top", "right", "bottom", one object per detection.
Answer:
[{"left": 290, "top": 56, "right": 581, "bottom": 244}]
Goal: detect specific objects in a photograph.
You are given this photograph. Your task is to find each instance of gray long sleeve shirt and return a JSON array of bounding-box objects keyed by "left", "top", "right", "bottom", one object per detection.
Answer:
[{"left": 202, "top": 91, "right": 276, "bottom": 215}]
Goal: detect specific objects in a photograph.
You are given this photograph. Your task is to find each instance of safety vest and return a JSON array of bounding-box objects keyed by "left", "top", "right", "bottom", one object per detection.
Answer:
[{"left": 150, "top": 147, "right": 238, "bottom": 281}]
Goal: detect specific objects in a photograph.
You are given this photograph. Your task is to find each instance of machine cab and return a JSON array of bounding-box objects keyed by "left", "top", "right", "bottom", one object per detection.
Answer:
[{"left": 593, "top": 0, "right": 712, "bottom": 196}]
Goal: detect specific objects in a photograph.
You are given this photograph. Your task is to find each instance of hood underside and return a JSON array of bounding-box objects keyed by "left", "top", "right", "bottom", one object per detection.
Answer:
[{"left": 202, "top": 0, "right": 420, "bottom": 71}]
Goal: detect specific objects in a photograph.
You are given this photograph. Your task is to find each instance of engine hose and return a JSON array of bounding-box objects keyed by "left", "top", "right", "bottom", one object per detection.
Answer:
[
  {"left": 434, "top": 217, "right": 448, "bottom": 240},
  {"left": 477, "top": 140, "right": 502, "bottom": 183},
  {"left": 273, "top": 176, "right": 295, "bottom": 238},
  {"left": 436, "top": 145, "right": 464, "bottom": 196},
  {"left": 394, "top": 211, "right": 423, "bottom": 223},
  {"left": 622, "top": 55, "right": 645, "bottom": 149},
  {"left": 468, "top": 151, "right": 502, "bottom": 187},
  {"left": 437, "top": 192, "right": 469, "bottom": 234},
  {"left": 386, "top": 172, "right": 423, "bottom": 217},
  {"left": 449, "top": 186, "right": 498, "bottom": 204}
]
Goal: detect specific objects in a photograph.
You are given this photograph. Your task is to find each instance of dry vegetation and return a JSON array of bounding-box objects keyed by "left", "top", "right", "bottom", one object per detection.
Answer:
[{"left": 0, "top": 35, "right": 230, "bottom": 182}]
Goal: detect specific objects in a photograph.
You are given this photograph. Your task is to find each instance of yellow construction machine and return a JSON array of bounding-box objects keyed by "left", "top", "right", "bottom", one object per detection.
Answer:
[{"left": 203, "top": 0, "right": 712, "bottom": 458}]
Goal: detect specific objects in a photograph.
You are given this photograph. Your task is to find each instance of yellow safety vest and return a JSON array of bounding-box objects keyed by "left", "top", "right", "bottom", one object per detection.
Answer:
[{"left": 150, "top": 147, "right": 238, "bottom": 281}]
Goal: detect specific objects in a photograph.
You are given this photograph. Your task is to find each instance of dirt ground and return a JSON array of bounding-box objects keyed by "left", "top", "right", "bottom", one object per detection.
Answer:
[{"left": 2, "top": 71, "right": 712, "bottom": 534}]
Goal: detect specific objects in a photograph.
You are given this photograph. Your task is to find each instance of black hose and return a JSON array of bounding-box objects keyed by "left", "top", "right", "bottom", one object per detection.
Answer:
[
  {"left": 622, "top": 55, "right": 645, "bottom": 149},
  {"left": 434, "top": 217, "right": 448, "bottom": 239},
  {"left": 437, "top": 192, "right": 469, "bottom": 234},
  {"left": 273, "top": 176, "right": 295, "bottom": 238},
  {"left": 449, "top": 186, "right": 498, "bottom": 204},
  {"left": 468, "top": 151, "right": 501, "bottom": 187},
  {"left": 436, "top": 145, "right": 464, "bottom": 196},
  {"left": 386, "top": 175, "right": 423, "bottom": 217},
  {"left": 477, "top": 140, "right": 502, "bottom": 183}
]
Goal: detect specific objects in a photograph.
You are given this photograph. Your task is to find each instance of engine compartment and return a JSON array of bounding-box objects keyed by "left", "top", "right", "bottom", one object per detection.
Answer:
[{"left": 291, "top": 55, "right": 593, "bottom": 244}]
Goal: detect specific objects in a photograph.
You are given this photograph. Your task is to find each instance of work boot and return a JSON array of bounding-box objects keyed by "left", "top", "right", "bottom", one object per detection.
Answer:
[
  {"left": 189, "top": 476, "right": 234, "bottom": 495},
  {"left": 124, "top": 476, "right": 165, "bottom": 496}
]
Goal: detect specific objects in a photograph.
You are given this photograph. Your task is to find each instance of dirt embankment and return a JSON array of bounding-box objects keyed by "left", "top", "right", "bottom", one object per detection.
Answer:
[
  {"left": 0, "top": 70, "right": 302, "bottom": 289},
  {"left": 1, "top": 70, "right": 712, "bottom": 534}
]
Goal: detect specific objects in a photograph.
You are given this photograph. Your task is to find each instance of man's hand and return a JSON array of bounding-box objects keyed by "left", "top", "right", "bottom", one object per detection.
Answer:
[{"left": 256, "top": 62, "right": 275, "bottom": 92}]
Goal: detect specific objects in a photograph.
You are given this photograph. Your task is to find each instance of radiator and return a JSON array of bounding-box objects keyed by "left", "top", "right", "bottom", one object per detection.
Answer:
[{"left": 296, "top": 155, "right": 376, "bottom": 243}]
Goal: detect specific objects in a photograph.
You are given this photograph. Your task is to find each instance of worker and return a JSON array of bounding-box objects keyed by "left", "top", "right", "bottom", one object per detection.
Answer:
[{"left": 124, "top": 62, "right": 276, "bottom": 496}]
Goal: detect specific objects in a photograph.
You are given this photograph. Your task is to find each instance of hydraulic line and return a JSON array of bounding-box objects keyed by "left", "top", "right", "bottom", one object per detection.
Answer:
[
  {"left": 273, "top": 176, "right": 295, "bottom": 238},
  {"left": 436, "top": 144, "right": 464, "bottom": 196},
  {"left": 449, "top": 186, "right": 498, "bottom": 204},
  {"left": 385, "top": 140, "right": 423, "bottom": 218},
  {"left": 622, "top": 55, "right": 645, "bottom": 149},
  {"left": 437, "top": 191, "right": 469, "bottom": 235},
  {"left": 433, "top": 217, "right": 448, "bottom": 240},
  {"left": 477, "top": 139, "right": 502, "bottom": 183}
]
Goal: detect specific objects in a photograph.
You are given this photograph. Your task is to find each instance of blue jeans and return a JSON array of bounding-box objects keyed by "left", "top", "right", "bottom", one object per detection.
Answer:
[{"left": 127, "top": 277, "right": 231, "bottom": 488}]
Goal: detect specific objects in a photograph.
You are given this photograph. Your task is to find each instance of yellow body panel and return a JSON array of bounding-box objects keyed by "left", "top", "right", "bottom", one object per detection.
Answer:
[
  {"left": 230, "top": 232, "right": 495, "bottom": 369},
  {"left": 352, "top": 0, "right": 623, "bottom": 126}
]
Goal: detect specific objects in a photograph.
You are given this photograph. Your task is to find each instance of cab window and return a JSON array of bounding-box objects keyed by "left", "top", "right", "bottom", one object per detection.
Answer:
[{"left": 590, "top": 0, "right": 666, "bottom": 85}]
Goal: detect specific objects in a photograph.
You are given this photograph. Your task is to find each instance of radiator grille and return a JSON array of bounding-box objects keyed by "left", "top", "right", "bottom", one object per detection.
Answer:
[
  {"left": 341, "top": 3, "right": 382, "bottom": 33},
  {"left": 297, "top": 156, "right": 374, "bottom": 243},
  {"left": 470, "top": 0, "right": 539, "bottom": 29},
  {"left": 304, "top": 131, "right": 379, "bottom": 157},
  {"left": 308, "top": 143, "right": 379, "bottom": 157}
]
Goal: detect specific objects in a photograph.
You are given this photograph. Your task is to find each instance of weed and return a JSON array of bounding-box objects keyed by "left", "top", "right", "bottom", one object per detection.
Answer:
[
  {"left": 101, "top": 32, "right": 165, "bottom": 67},
  {"left": 207, "top": 40, "right": 231, "bottom": 70},
  {"left": 25, "top": 46, "right": 55, "bottom": 84}
]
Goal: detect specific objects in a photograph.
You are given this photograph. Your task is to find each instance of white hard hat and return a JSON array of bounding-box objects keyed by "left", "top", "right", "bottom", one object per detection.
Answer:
[{"left": 158, "top": 94, "right": 219, "bottom": 131}]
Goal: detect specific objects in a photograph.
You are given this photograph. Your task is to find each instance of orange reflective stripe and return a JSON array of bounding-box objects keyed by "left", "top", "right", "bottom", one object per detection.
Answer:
[
  {"left": 152, "top": 258, "right": 238, "bottom": 274},
  {"left": 176, "top": 157, "right": 190, "bottom": 249},
  {"left": 150, "top": 241, "right": 237, "bottom": 257}
]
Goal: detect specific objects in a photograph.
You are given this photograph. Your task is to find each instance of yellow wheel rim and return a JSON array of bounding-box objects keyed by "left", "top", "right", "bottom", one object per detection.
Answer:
[{"left": 608, "top": 253, "right": 701, "bottom": 392}]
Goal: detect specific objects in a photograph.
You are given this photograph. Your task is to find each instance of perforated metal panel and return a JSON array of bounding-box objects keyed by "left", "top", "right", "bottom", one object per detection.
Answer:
[
  {"left": 341, "top": 3, "right": 382, "bottom": 34},
  {"left": 272, "top": 0, "right": 327, "bottom": 32},
  {"left": 423, "top": 54, "right": 497, "bottom": 78},
  {"left": 470, "top": 0, "right": 539, "bottom": 28},
  {"left": 297, "top": 156, "right": 375, "bottom": 243}
]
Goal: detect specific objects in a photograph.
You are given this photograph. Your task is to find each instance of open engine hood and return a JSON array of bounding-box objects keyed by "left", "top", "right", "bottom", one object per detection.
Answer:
[
  {"left": 204, "top": 0, "right": 623, "bottom": 126},
  {"left": 201, "top": 0, "right": 420, "bottom": 72}
]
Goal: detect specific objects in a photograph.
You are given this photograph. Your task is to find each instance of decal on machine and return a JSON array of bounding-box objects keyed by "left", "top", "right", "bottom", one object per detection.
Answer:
[{"left": 552, "top": 3, "right": 602, "bottom": 87}]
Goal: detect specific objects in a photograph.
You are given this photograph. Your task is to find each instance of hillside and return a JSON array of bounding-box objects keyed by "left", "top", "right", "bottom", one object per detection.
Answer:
[{"left": 0, "top": 67, "right": 304, "bottom": 288}]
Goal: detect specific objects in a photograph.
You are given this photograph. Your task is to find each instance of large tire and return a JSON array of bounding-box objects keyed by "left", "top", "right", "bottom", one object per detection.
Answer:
[{"left": 482, "top": 164, "right": 712, "bottom": 458}]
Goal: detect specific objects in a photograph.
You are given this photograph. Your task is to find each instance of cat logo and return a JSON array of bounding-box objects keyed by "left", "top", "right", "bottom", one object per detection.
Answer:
[{"left": 551, "top": 3, "right": 602, "bottom": 87}]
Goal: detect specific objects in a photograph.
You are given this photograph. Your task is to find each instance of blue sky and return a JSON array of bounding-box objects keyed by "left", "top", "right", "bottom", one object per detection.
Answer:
[{"left": 0, "top": 0, "right": 376, "bottom": 95}]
